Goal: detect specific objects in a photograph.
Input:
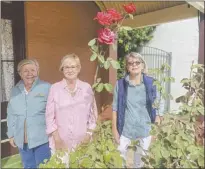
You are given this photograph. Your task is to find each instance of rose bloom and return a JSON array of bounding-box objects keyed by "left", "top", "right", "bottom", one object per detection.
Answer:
[
  {"left": 123, "top": 3, "right": 136, "bottom": 14},
  {"left": 107, "top": 8, "right": 122, "bottom": 22},
  {"left": 94, "top": 12, "right": 113, "bottom": 26},
  {"left": 98, "top": 28, "right": 115, "bottom": 45}
]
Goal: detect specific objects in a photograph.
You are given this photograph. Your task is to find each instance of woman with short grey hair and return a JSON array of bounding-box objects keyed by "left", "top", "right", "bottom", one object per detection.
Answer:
[
  {"left": 112, "top": 52, "right": 164, "bottom": 167},
  {"left": 7, "top": 59, "right": 51, "bottom": 168}
]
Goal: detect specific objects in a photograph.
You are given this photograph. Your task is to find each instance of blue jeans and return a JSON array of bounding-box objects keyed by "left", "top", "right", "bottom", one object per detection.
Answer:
[{"left": 19, "top": 143, "right": 51, "bottom": 168}]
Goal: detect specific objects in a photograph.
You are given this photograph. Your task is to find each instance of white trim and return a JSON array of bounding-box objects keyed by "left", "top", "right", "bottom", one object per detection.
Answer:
[
  {"left": 1, "top": 119, "right": 7, "bottom": 122},
  {"left": 187, "top": 1, "right": 204, "bottom": 13},
  {"left": 1, "top": 138, "right": 9, "bottom": 143}
]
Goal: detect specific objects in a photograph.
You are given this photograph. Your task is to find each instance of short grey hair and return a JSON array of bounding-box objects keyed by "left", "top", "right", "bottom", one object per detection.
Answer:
[
  {"left": 17, "top": 59, "right": 39, "bottom": 74},
  {"left": 125, "top": 52, "right": 148, "bottom": 74}
]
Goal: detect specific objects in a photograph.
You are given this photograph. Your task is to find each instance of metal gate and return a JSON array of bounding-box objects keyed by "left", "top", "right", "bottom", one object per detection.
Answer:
[{"left": 136, "top": 46, "right": 172, "bottom": 112}]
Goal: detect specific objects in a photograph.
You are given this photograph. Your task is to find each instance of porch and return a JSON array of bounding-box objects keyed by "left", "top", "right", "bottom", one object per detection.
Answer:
[{"left": 1, "top": 1, "right": 204, "bottom": 167}]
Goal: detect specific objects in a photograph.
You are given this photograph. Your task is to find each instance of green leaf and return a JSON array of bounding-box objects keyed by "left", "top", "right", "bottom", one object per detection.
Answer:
[
  {"left": 91, "top": 45, "right": 98, "bottom": 52},
  {"left": 160, "top": 147, "right": 170, "bottom": 158},
  {"left": 118, "top": 39, "right": 123, "bottom": 44},
  {"left": 98, "top": 55, "right": 105, "bottom": 64},
  {"left": 96, "top": 83, "right": 104, "bottom": 92},
  {"left": 198, "top": 156, "right": 205, "bottom": 167},
  {"left": 90, "top": 53, "right": 97, "bottom": 61},
  {"left": 95, "top": 161, "right": 107, "bottom": 168},
  {"left": 181, "top": 78, "right": 190, "bottom": 84},
  {"left": 110, "top": 60, "right": 120, "bottom": 69},
  {"left": 187, "top": 145, "right": 197, "bottom": 153},
  {"left": 191, "top": 64, "right": 204, "bottom": 70},
  {"left": 177, "top": 149, "right": 183, "bottom": 157},
  {"left": 169, "top": 77, "right": 175, "bottom": 82},
  {"left": 197, "top": 106, "right": 204, "bottom": 115},
  {"left": 92, "top": 82, "right": 98, "bottom": 89},
  {"left": 104, "top": 60, "right": 110, "bottom": 69},
  {"left": 88, "top": 38, "right": 96, "bottom": 46},
  {"left": 70, "top": 152, "right": 77, "bottom": 163},
  {"left": 128, "top": 14, "right": 134, "bottom": 19},
  {"left": 80, "top": 157, "right": 93, "bottom": 168},
  {"left": 104, "top": 83, "right": 113, "bottom": 92},
  {"left": 104, "top": 152, "right": 112, "bottom": 163}
]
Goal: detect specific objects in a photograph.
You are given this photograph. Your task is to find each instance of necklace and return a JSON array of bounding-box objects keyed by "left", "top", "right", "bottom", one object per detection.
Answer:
[{"left": 68, "top": 84, "right": 77, "bottom": 97}]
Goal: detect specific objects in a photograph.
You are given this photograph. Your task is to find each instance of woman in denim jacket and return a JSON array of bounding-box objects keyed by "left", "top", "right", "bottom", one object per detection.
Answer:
[
  {"left": 112, "top": 52, "right": 164, "bottom": 168},
  {"left": 7, "top": 59, "right": 51, "bottom": 168}
]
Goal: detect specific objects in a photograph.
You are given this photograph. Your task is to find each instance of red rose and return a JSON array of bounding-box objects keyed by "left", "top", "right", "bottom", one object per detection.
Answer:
[
  {"left": 98, "top": 28, "right": 115, "bottom": 45},
  {"left": 123, "top": 3, "right": 136, "bottom": 14},
  {"left": 107, "top": 9, "right": 122, "bottom": 22},
  {"left": 94, "top": 12, "right": 113, "bottom": 26}
]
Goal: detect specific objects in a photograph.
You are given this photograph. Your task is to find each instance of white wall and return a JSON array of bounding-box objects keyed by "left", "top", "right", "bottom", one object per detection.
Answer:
[{"left": 147, "top": 17, "right": 199, "bottom": 111}]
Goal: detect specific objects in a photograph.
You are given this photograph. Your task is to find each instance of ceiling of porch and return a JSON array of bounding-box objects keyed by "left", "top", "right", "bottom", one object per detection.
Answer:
[
  {"left": 95, "top": 1, "right": 185, "bottom": 15},
  {"left": 95, "top": 1, "right": 200, "bottom": 28}
]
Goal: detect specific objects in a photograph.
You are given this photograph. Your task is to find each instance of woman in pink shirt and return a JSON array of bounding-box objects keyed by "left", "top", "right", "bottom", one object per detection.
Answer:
[{"left": 45, "top": 53, "right": 98, "bottom": 152}]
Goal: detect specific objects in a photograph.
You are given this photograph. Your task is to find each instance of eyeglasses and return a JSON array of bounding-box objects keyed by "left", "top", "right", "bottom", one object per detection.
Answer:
[
  {"left": 127, "top": 61, "right": 142, "bottom": 66},
  {"left": 63, "top": 66, "right": 78, "bottom": 71}
]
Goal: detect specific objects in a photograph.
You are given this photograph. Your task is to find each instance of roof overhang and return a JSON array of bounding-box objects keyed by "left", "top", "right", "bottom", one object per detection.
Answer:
[
  {"left": 186, "top": 1, "right": 204, "bottom": 13},
  {"left": 95, "top": 1, "right": 199, "bottom": 28}
]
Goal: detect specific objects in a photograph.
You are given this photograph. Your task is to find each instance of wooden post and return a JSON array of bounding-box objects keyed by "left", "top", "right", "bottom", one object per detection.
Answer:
[{"left": 109, "top": 41, "right": 118, "bottom": 89}]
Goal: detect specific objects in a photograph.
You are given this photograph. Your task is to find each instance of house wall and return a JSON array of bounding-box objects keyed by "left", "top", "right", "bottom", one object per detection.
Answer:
[
  {"left": 24, "top": 1, "right": 108, "bottom": 108},
  {"left": 147, "top": 17, "right": 199, "bottom": 112}
]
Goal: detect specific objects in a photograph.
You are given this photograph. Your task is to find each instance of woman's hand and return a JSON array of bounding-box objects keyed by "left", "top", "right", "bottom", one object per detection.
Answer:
[
  {"left": 82, "top": 133, "right": 92, "bottom": 144},
  {"left": 9, "top": 137, "right": 17, "bottom": 147},
  {"left": 55, "top": 139, "right": 67, "bottom": 151},
  {"left": 53, "top": 131, "right": 67, "bottom": 150},
  {"left": 155, "top": 115, "right": 161, "bottom": 125},
  {"left": 112, "top": 128, "right": 120, "bottom": 144}
]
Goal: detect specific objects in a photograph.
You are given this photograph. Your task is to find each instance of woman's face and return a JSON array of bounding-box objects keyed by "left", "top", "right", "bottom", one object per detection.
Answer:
[
  {"left": 20, "top": 64, "right": 38, "bottom": 85},
  {"left": 126, "top": 57, "right": 144, "bottom": 75},
  {"left": 62, "top": 58, "right": 80, "bottom": 80}
]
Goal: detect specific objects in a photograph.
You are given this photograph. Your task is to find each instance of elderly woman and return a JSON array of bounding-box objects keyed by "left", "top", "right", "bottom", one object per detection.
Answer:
[
  {"left": 112, "top": 52, "right": 164, "bottom": 168},
  {"left": 7, "top": 59, "right": 51, "bottom": 168},
  {"left": 45, "top": 53, "right": 97, "bottom": 152}
]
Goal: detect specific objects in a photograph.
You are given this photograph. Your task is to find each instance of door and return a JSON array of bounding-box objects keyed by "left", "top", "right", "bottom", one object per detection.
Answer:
[{"left": 1, "top": 1, "right": 26, "bottom": 158}]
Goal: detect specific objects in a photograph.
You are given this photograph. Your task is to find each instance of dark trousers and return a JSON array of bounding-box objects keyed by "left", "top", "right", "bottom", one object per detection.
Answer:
[{"left": 19, "top": 143, "right": 51, "bottom": 168}]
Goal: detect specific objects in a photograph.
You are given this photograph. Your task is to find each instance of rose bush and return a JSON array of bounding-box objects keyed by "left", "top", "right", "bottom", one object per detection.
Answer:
[
  {"left": 98, "top": 28, "right": 115, "bottom": 44},
  {"left": 94, "top": 12, "right": 113, "bottom": 26},
  {"left": 123, "top": 3, "right": 136, "bottom": 14},
  {"left": 107, "top": 9, "right": 122, "bottom": 22},
  {"left": 90, "top": 3, "right": 137, "bottom": 93}
]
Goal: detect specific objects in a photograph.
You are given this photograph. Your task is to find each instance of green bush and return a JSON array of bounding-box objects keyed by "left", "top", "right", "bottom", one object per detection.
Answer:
[
  {"left": 117, "top": 26, "right": 156, "bottom": 79},
  {"left": 39, "top": 121, "right": 123, "bottom": 168},
  {"left": 143, "top": 63, "right": 204, "bottom": 168}
]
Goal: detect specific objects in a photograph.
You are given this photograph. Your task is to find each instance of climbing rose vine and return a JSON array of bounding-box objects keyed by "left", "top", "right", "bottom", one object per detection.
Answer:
[{"left": 89, "top": 3, "right": 136, "bottom": 93}]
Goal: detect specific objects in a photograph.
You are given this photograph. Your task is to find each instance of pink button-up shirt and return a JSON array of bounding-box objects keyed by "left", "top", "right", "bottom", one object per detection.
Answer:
[{"left": 45, "top": 79, "right": 97, "bottom": 150}]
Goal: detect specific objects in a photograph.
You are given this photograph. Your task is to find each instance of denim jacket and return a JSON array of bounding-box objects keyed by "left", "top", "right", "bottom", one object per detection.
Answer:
[{"left": 7, "top": 78, "right": 51, "bottom": 149}]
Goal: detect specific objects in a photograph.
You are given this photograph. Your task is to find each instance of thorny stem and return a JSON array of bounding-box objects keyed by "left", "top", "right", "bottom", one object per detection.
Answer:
[
  {"left": 115, "top": 14, "right": 128, "bottom": 32},
  {"left": 94, "top": 65, "right": 99, "bottom": 86}
]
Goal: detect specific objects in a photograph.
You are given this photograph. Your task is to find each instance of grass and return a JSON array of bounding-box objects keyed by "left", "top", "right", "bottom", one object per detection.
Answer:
[{"left": 1, "top": 154, "right": 23, "bottom": 168}]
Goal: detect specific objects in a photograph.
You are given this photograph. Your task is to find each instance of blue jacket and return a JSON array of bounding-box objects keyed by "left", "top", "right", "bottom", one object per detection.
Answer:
[
  {"left": 7, "top": 78, "right": 51, "bottom": 149},
  {"left": 117, "top": 74, "right": 157, "bottom": 136}
]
